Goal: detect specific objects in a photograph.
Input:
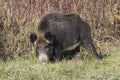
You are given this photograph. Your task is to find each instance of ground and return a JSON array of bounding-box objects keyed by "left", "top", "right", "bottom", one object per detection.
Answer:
[{"left": 0, "top": 42, "right": 120, "bottom": 80}]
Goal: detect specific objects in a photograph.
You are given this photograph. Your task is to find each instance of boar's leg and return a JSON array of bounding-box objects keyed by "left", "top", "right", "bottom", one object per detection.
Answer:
[
  {"left": 54, "top": 45, "right": 62, "bottom": 62},
  {"left": 44, "top": 32, "right": 62, "bottom": 62}
]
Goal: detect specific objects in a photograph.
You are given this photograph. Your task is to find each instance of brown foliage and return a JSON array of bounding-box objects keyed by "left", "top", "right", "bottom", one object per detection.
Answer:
[{"left": 0, "top": 0, "right": 120, "bottom": 59}]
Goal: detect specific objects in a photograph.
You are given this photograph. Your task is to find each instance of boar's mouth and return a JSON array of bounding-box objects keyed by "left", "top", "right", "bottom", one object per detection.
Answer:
[{"left": 38, "top": 50, "right": 49, "bottom": 64}]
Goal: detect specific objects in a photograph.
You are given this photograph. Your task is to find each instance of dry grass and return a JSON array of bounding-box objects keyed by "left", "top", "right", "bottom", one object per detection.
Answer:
[{"left": 0, "top": 0, "right": 120, "bottom": 59}]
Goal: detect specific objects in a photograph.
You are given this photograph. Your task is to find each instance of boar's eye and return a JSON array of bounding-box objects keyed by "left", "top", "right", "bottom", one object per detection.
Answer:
[
  {"left": 36, "top": 46, "right": 39, "bottom": 49},
  {"left": 45, "top": 44, "right": 54, "bottom": 53},
  {"left": 45, "top": 44, "right": 53, "bottom": 49}
]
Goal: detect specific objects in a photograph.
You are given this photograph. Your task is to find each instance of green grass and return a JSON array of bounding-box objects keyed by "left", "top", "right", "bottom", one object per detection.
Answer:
[{"left": 0, "top": 43, "right": 120, "bottom": 80}]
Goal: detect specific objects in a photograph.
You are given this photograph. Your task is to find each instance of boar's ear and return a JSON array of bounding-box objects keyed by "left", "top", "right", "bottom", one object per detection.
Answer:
[
  {"left": 44, "top": 32, "right": 53, "bottom": 41},
  {"left": 29, "top": 32, "right": 37, "bottom": 43},
  {"left": 44, "top": 32, "right": 58, "bottom": 47}
]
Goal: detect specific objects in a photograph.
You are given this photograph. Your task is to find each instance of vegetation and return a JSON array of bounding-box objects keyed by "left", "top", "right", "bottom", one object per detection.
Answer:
[
  {"left": 0, "top": 43, "right": 120, "bottom": 80},
  {"left": 0, "top": 0, "right": 120, "bottom": 80}
]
